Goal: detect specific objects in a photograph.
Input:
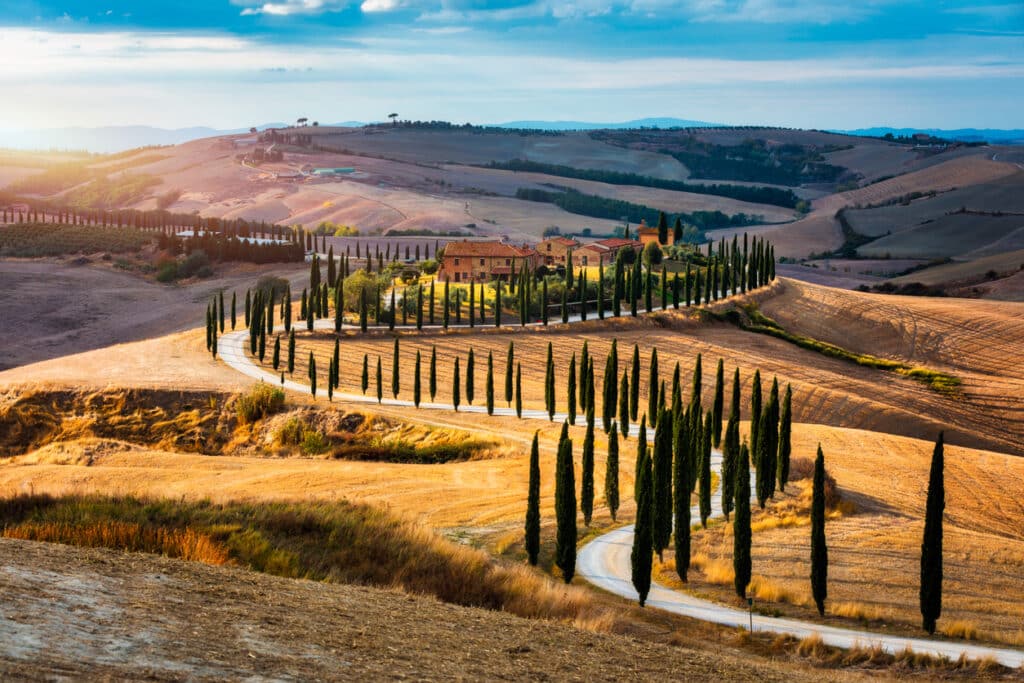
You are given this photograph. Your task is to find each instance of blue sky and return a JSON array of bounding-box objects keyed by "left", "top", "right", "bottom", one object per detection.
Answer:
[{"left": 0, "top": 0, "right": 1021, "bottom": 130}]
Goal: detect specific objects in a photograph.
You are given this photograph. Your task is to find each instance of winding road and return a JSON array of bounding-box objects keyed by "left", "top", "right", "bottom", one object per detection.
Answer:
[{"left": 216, "top": 320, "right": 1024, "bottom": 669}]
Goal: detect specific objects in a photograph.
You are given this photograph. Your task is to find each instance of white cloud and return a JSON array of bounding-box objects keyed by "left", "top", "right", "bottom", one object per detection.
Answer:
[
  {"left": 240, "top": 0, "right": 342, "bottom": 16},
  {"left": 361, "top": 0, "right": 403, "bottom": 11}
]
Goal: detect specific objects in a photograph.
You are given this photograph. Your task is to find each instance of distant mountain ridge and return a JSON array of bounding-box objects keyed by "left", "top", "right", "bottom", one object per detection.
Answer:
[{"left": 1, "top": 120, "right": 1021, "bottom": 153}]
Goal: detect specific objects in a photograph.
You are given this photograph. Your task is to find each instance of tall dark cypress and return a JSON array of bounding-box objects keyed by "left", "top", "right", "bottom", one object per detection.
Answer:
[
  {"left": 712, "top": 359, "right": 725, "bottom": 447},
  {"left": 631, "top": 441, "right": 654, "bottom": 606},
  {"left": 443, "top": 279, "right": 450, "bottom": 329},
  {"left": 602, "top": 351, "right": 615, "bottom": 433},
  {"left": 525, "top": 431, "right": 541, "bottom": 566},
  {"left": 750, "top": 369, "right": 762, "bottom": 468},
  {"left": 332, "top": 338, "right": 340, "bottom": 389},
  {"left": 634, "top": 415, "right": 647, "bottom": 501},
  {"left": 416, "top": 285, "right": 423, "bottom": 330},
  {"left": 391, "top": 338, "right": 400, "bottom": 398},
  {"left": 733, "top": 443, "right": 752, "bottom": 599},
  {"left": 647, "top": 349, "right": 659, "bottom": 428},
  {"left": 778, "top": 383, "right": 793, "bottom": 492},
  {"left": 466, "top": 348, "right": 475, "bottom": 406},
  {"left": 567, "top": 352, "right": 577, "bottom": 425},
  {"left": 652, "top": 406, "right": 673, "bottom": 559},
  {"left": 630, "top": 344, "right": 640, "bottom": 421},
  {"left": 755, "top": 404, "right": 772, "bottom": 509},
  {"left": 581, "top": 405, "right": 595, "bottom": 526},
  {"left": 429, "top": 279, "right": 436, "bottom": 325},
  {"left": 272, "top": 335, "right": 281, "bottom": 371},
  {"left": 515, "top": 362, "right": 523, "bottom": 418},
  {"left": 429, "top": 345, "right": 437, "bottom": 401},
  {"left": 452, "top": 357, "right": 460, "bottom": 412},
  {"left": 218, "top": 290, "right": 225, "bottom": 332},
  {"left": 414, "top": 350, "right": 422, "bottom": 408},
  {"left": 504, "top": 342, "right": 515, "bottom": 406},
  {"left": 309, "top": 352, "right": 317, "bottom": 397},
  {"left": 579, "top": 341, "right": 589, "bottom": 409},
  {"left": 700, "top": 411, "right": 713, "bottom": 527},
  {"left": 544, "top": 342, "right": 555, "bottom": 420},
  {"left": 375, "top": 355, "right": 382, "bottom": 404},
  {"left": 231, "top": 291, "right": 237, "bottom": 330},
  {"left": 811, "top": 444, "right": 828, "bottom": 616},
  {"left": 619, "top": 370, "right": 630, "bottom": 439},
  {"left": 672, "top": 406, "right": 690, "bottom": 581},
  {"left": 486, "top": 350, "right": 495, "bottom": 416},
  {"left": 561, "top": 283, "right": 569, "bottom": 324},
  {"left": 245, "top": 289, "right": 251, "bottom": 328},
  {"left": 360, "top": 353, "right": 368, "bottom": 394},
  {"left": 554, "top": 423, "right": 577, "bottom": 584},
  {"left": 921, "top": 432, "right": 945, "bottom": 635},
  {"left": 287, "top": 330, "right": 295, "bottom": 374},
  {"left": 542, "top": 278, "right": 549, "bottom": 325},
  {"left": 722, "top": 390, "right": 740, "bottom": 519},
  {"left": 605, "top": 422, "right": 620, "bottom": 521}
]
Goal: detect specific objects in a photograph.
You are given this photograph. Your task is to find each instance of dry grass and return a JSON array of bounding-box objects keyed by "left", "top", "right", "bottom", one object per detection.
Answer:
[
  {"left": 748, "top": 575, "right": 810, "bottom": 607},
  {"left": 0, "top": 493, "right": 612, "bottom": 631},
  {"left": 940, "top": 619, "right": 980, "bottom": 641},
  {"left": 829, "top": 601, "right": 893, "bottom": 623},
  {"left": 3, "top": 520, "right": 230, "bottom": 564}
]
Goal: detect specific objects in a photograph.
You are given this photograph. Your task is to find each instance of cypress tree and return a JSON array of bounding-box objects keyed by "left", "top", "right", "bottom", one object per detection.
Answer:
[
  {"left": 429, "top": 346, "right": 437, "bottom": 401},
  {"left": 414, "top": 350, "right": 422, "bottom": 408},
  {"left": 486, "top": 350, "right": 495, "bottom": 416},
  {"left": 218, "top": 291, "right": 225, "bottom": 331},
  {"left": 287, "top": 330, "right": 295, "bottom": 374},
  {"left": 631, "top": 256, "right": 640, "bottom": 317},
  {"left": 504, "top": 342, "right": 514, "bottom": 406},
  {"left": 579, "top": 341, "right": 589, "bottom": 409},
  {"left": 652, "top": 406, "right": 673, "bottom": 559},
  {"left": 542, "top": 278, "right": 549, "bottom": 325},
  {"left": 561, "top": 283, "right": 569, "bottom": 324},
  {"left": 495, "top": 279, "right": 503, "bottom": 327},
  {"left": 361, "top": 354, "right": 369, "bottom": 394},
  {"left": 581, "top": 405, "right": 595, "bottom": 526},
  {"left": 619, "top": 371, "right": 630, "bottom": 439},
  {"left": 429, "top": 279, "right": 436, "bottom": 325},
  {"left": 359, "top": 287, "right": 368, "bottom": 332},
  {"left": 554, "top": 423, "right": 577, "bottom": 584},
  {"left": 309, "top": 352, "right": 317, "bottom": 397},
  {"left": 606, "top": 422, "right": 620, "bottom": 521},
  {"left": 205, "top": 303, "right": 212, "bottom": 351},
  {"left": 602, "top": 351, "right": 615, "bottom": 433},
  {"left": 700, "top": 411, "right": 712, "bottom": 527},
  {"left": 376, "top": 356, "right": 383, "bottom": 404},
  {"left": 656, "top": 211, "right": 668, "bottom": 244},
  {"left": 811, "top": 444, "right": 828, "bottom": 616},
  {"left": 630, "top": 344, "right": 640, "bottom": 421},
  {"left": 544, "top": 342, "right": 555, "bottom": 420},
  {"left": 443, "top": 279, "right": 450, "bottom": 329},
  {"left": 327, "top": 356, "right": 335, "bottom": 402},
  {"left": 245, "top": 289, "right": 251, "bottom": 328},
  {"left": 525, "top": 432, "right": 541, "bottom": 566},
  {"left": 755, "top": 404, "right": 772, "bottom": 508},
  {"left": 631, "top": 441, "right": 654, "bottom": 606},
  {"left": 272, "top": 335, "right": 281, "bottom": 370},
  {"left": 391, "top": 338, "right": 400, "bottom": 398},
  {"left": 712, "top": 359, "right": 725, "bottom": 447},
  {"left": 722, "top": 397, "right": 740, "bottom": 520},
  {"left": 778, "top": 383, "right": 792, "bottom": 492},
  {"left": 750, "top": 370, "right": 762, "bottom": 468},
  {"left": 416, "top": 285, "right": 423, "bottom": 330},
  {"left": 634, "top": 415, "right": 647, "bottom": 501},
  {"left": 647, "top": 349, "right": 659, "bottom": 428},
  {"left": 567, "top": 352, "right": 577, "bottom": 425},
  {"left": 469, "top": 280, "right": 476, "bottom": 328},
  {"left": 921, "top": 432, "right": 945, "bottom": 635},
  {"left": 462, "top": 348, "right": 475, "bottom": 405},
  {"left": 334, "top": 284, "right": 343, "bottom": 333},
  {"left": 452, "top": 357, "right": 461, "bottom": 412},
  {"left": 515, "top": 362, "right": 523, "bottom": 419},
  {"left": 733, "top": 443, "right": 752, "bottom": 599},
  {"left": 597, "top": 260, "right": 605, "bottom": 319},
  {"left": 672, "top": 406, "right": 690, "bottom": 581},
  {"left": 231, "top": 291, "right": 237, "bottom": 330}
]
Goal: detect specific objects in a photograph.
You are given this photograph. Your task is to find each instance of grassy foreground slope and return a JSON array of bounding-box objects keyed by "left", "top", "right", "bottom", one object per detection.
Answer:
[{"left": 0, "top": 537, "right": 826, "bottom": 682}]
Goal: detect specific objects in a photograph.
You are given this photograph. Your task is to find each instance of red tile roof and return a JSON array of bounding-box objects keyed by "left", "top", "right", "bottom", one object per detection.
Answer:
[
  {"left": 443, "top": 240, "right": 536, "bottom": 258},
  {"left": 540, "top": 237, "right": 580, "bottom": 247},
  {"left": 594, "top": 237, "right": 642, "bottom": 249}
]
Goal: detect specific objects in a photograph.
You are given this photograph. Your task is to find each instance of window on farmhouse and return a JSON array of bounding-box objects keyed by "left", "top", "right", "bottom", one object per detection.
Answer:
[{"left": 479, "top": 258, "right": 485, "bottom": 266}]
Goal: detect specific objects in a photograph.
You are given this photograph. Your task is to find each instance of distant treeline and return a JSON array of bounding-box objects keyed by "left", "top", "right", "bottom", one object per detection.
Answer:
[
  {"left": 157, "top": 232, "right": 305, "bottom": 264},
  {"left": 364, "top": 120, "right": 563, "bottom": 137},
  {"left": 664, "top": 139, "right": 848, "bottom": 187},
  {"left": 485, "top": 159, "right": 801, "bottom": 208},
  {"left": 515, "top": 187, "right": 758, "bottom": 236}
]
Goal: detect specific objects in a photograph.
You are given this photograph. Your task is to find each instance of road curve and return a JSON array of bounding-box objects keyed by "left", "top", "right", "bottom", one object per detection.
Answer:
[{"left": 216, "top": 324, "right": 1024, "bottom": 668}]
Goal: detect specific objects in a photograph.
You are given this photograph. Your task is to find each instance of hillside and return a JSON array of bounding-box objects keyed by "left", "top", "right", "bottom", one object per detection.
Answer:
[{"left": 0, "top": 538, "right": 825, "bottom": 681}]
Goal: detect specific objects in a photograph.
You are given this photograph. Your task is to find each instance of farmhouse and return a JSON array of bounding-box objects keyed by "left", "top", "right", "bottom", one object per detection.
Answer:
[
  {"left": 537, "top": 236, "right": 580, "bottom": 266},
  {"left": 439, "top": 240, "right": 540, "bottom": 282},
  {"left": 571, "top": 237, "right": 642, "bottom": 267},
  {"left": 635, "top": 220, "right": 666, "bottom": 247}
]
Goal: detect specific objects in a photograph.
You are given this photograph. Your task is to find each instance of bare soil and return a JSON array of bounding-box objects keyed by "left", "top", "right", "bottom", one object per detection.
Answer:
[{"left": 0, "top": 537, "right": 826, "bottom": 682}]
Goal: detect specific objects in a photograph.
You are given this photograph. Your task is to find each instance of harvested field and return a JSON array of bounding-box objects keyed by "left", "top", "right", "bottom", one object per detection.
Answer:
[{"left": 678, "top": 423, "right": 1024, "bottom": 647}]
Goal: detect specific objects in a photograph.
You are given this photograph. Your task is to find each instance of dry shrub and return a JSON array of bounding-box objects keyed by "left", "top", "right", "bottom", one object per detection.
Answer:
[
  {"left": 748, "top": 575, "right": 809, "bottom": 606},
  {"left": 940, "top": 619, "right": 979, "bottom": 641},
  {"left": 702, "top": 558, "right": 735, "bottom": 585},
  {"left": 236, "top": 384, "right": 285, "bottom": 424},
  {"left": 3, "top": 521, "right": 230, "bottom": 565},
  {"left": 831, "top": 601, "right": 891, "bottom": 623},
  {"left": 786, "top": 456, "right": 841, "bottom": 509},
  {"left": 751, "top": 513, "right": 803, "bottom": 533},
  {"left": 796, "top": 633, "right": 828, "bottom": 658}
]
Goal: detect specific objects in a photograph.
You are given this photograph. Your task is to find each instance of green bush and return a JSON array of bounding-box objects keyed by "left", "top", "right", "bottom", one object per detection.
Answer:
[
  {"left": 236, "top": 384, "right": 286, "bottom": 424},
  {"left": 300, "top": 430, "right": 330, "bottom": 455},
  {"left": 275, "top": 417, "right": 306, "bottom": 446}
]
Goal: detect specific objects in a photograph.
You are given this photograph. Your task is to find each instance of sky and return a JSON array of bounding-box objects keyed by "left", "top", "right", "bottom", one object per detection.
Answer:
[{"left": 0, "top": 0, "right": 1021, "bottom": 131}]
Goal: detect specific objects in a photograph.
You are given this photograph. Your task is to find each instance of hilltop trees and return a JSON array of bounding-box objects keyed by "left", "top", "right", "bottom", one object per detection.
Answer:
[{"left": 921, "top": 432, "right": 945, "bottom": 635}]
